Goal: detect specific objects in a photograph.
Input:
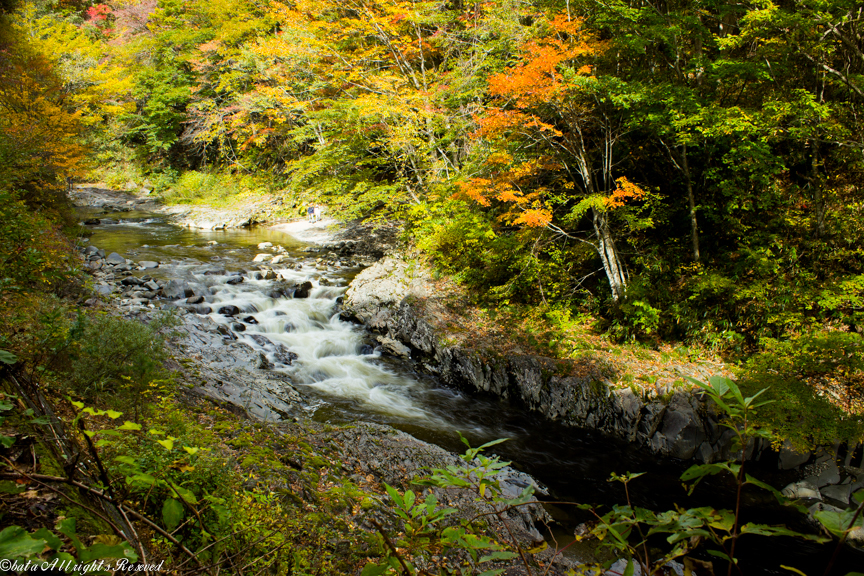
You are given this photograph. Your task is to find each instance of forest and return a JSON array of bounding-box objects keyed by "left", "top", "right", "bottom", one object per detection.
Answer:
[{"left": 1, "top": 0, "right": 864, "bottom": 574}]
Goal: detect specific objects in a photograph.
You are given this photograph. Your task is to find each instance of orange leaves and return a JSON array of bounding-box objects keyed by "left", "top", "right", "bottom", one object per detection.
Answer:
[
  {"left": 486, "top": 15, "right": 596, "bottom": 110},
  {"left": 513, "top": 207, "right": 552, "bottom": 227},
  {"left": 605, "top": 176, "right": 647, "bottom": 208},
  {"left": 455, "top": 157, "right": 555, "bottom": 227}
]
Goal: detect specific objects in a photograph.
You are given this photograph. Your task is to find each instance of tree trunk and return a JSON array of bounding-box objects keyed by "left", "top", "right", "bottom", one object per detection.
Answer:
[
  {"left": 592, "top": 207, "right": 627, "bottom": 302},
  {"left": 682, "top": 146, "right": 701, "bottom": 261}
]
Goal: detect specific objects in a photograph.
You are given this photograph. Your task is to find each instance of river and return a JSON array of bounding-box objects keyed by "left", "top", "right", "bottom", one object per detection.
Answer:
[{"left": 77, "top": 207, "right": 863, "bottom": 575}]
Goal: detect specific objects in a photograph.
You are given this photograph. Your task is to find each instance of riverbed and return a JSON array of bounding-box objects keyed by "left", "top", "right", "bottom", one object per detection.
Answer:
[{"left": 76, "top": 206, "right": 862, "bottom": 575}]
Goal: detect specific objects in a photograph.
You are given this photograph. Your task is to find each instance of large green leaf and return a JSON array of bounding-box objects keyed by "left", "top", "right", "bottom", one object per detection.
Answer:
[
  {"left": 0, "top": 526, "right": 47, "bottom": 559},
  {"left": 162, "top": 498, "right": 185, "bottom": 532}
]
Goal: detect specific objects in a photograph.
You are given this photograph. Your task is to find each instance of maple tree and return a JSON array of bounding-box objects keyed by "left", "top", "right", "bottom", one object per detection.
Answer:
[{"left": 460, "top": 12, "right": 644, "bottom": 301}]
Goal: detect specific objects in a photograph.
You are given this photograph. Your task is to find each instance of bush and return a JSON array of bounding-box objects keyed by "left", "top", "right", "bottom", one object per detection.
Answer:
[{"left": 67, "top": 312, "right": 176, "bottom": 416}]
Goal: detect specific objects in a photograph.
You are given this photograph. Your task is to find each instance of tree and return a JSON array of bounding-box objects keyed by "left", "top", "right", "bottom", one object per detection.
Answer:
[{"left": 461, "top": 12, "right": 645, "bottom": 301}]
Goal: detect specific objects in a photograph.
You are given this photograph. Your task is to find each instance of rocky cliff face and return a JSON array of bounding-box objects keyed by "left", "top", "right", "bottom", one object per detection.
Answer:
[{"left": 343, "top": 257, "right": 771, "bottom": 464}]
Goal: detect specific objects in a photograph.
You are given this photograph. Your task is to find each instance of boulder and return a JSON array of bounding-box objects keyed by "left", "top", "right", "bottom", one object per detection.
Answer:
[
  {"left": 219, "top": 305, "right": 240, "bottom": 316},
  {"left": 162, "top": 280, "right": 191, "bottom": 300},
  {"left": 377, "top": 336, "right": 411, "bottom": 359},
  {"left": 186, "top": 295, "right": 205, "bottom": 305},
  {"left": 226, "top": 276, "right": 244, "bottom": 285},
  {"left": 821, "top": 484, "right": 851, "bottom": 505},
  {"left": 294, "top": 281, "right": 313, "bottom": 298},
  {"left": 143, "top": 281, "right": 160, "bottom": 291},
  {"left": 121, "top": 276, "right": 145, "bottom": 286},
  {"left": 253, "top": 253, "right": 273, "bottom": 262},
  {"left": 782, "top": 480, "right": 822, "bottom": 500},
  {"left": 243, "top": 315, "right": 258, "bottom": 324},
  {"left": 778, "top": 440, "right": 811, "bottom": 470},
  {"left": 83, "top": 218, "right": 100, "bottom": 225},
  {"left": 232, "top": 323, "right": 246, "bottom": 332},
  {"left": 105, "top": 252, "right": 126, "bottom": 265},
  {"left": 139, "top": 261, "right": 159, "bottom": 269},
  {"left": 257, "top": 242, "right": 273, "bottom": 249}
]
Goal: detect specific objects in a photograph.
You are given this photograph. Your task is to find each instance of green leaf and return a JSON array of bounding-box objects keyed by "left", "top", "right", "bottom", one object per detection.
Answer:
[
  {"left": 0, "top": 349, "right": 18, "bottom": 364},
  {"left": 360, "top": 563, "right": 389, "bottom": 576},
  {"left": 114, "top": 456, "right": 138, "bottom": 466},
  {"left": 780, "top": 566, "right": 808, "bottom": 576},
  {"left": 0, "top": 399, "right": 14, "bottom": 411},
  {"left": 29, "top": 416, "right": 50, "bottom": 425},
  {"left": 162, "top": 498, "right": 185, "bottom": 532},
  {"left": 479, "top": 550, "right": 517, "bottom": 563},
  {"left": 0, "top": 526, "right": 47, "bottom": 559},
  {"left": 127, "top": 473, "right": 157, "bottom": 488},
  {"left": 31, "top": 528, "right": 61, "bottom": 551},
  {"left": 156, "top": 437, "right": 174, "bottom": 451},
  {"left": 706, "top": 549, "right": 734, "bottom": 562},
  {"left": 623, "top": 559, "right": 635, "bottom": 576},
  {"left": 183, "top": 446, "right": 199, "bottom": 455},
  {"left": 853, "top": 490, "right": 864, "bottom": 504},
  {"left": 169, "top": 482, "right": 197, "bottom": 504},
  {"left": 118, "top": 421, "right": 142, "bottom": 431},
  {"left": 105, "top": 410, "right": 122, "bottom": 419}
]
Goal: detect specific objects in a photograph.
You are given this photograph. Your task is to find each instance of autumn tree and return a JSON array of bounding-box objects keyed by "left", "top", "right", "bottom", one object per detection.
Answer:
[{"left": 461, "top": 12, "right": 645, "bottom": 302}]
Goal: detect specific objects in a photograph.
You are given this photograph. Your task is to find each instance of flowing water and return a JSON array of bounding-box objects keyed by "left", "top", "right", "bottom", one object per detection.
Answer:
[{"left": 79, "top": 209, "right": 862, "bottom": 575}]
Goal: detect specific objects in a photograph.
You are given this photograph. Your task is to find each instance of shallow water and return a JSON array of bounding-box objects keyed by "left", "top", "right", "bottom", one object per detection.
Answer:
[{"left": 80, "top": 211, "right": 862, "bottom": 575}]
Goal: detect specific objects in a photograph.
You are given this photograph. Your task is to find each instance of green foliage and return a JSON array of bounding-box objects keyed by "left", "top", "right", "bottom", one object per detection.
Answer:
[
  {"left": 363, "top": 435, "right": 532, "bottom": 575},
  {"left": 0, "top": 190, "right": 77, "bottom": 294},
  {"left": 0, "top": 520, "right": 137, "bottom": 573}
]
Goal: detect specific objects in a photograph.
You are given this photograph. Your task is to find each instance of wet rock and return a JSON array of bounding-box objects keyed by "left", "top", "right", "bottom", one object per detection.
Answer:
[
  {"left": 139, "top": 261, "right": 159, "bottom": 269},
  {"left": 186, "top": 295, "right": 205, "bottom": 305},
  {"left": 226, "top": 276, "right": 244, "bottom": 285},
  {"left": 359, "top": 344, "right": 374, "bottom": 355},
  {"left": 121, "top": 276, "right": 145, "bottom": 286},
  {"left": 258, "top": 242, "right": 273, "bottom": 249},
  {"left": 143, "top": 281, "right": 160, "bottom": 291},
  {"left": 262, "top": 270, "right": 277, "bottom": 280},
  {"left": 84, "top": 218, "right": 101, "bottom": 225},
  {"left": 243, "top": 315, "right": 258, "bottom": 324},
  {"left": 232, "top": 323, "right": 246, "bottom": 332},
  {"left": 270, "top": 255, "right": 287, "bottom": 265},
  {"left": 216, "top": 324, "right": 236, "bottom": 339},
  {"left": 284, "top": 323, "right": 295, "bottom": 333},
  {"left": 204, "top": 269, "right": 226, "bottom": 275},
  {"left": 253, "top": 253, "right": 273, "bottom": 262},
  {"left": 164, "top": 279, "right": 195, "bottom": 299},
  {"left": 84, "top": 246, "right": 100, "bottom": 255},
  {"left": 294, "top": 281, "right": 313, "bottom": 298},
  {"left": 782, "top": 480, "right": 822, "bottom": 500},
  {"left": 821, "top": 484, "right": 851, "bottom": 505},
  {"left": 377, "top": 336, "right": 411, "bottom": 359},
  {"left": 105, "top": 252, "right": 126, "bottom": 265},
  {"left": 219, "top": 305, "right": 240, "bottom": 316}
]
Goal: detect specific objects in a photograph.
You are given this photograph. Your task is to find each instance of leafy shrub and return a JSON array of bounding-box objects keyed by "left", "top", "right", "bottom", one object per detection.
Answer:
[{"left": 67, "top": 312, "right": 176, "bottom": 415}]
